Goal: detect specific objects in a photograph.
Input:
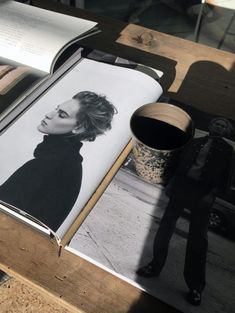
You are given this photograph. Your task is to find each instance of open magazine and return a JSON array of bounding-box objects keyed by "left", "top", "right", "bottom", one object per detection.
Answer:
[
  {"left": 0, "top": 57, "right": 163, "bottom": 245},
  {"left": 66, "top": 101, "right": 235, "bottom": 313},
  {"left": 0, "top": 0, "right": 98, "bottom": 125}
]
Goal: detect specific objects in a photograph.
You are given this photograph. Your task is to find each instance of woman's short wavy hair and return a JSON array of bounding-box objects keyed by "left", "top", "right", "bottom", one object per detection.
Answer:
[{"left": 73, "top": 91, "right": 117, "bottom": 142}]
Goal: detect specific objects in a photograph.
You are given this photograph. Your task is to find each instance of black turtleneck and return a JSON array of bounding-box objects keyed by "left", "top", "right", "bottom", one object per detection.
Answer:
[{"left": 0, "top": 134, "right": 83, "bottom": 231}]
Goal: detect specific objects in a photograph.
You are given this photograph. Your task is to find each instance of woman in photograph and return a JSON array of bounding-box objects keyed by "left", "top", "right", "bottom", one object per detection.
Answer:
[{"left": 0, "top": 91, "right": 116, "bottom": 231}]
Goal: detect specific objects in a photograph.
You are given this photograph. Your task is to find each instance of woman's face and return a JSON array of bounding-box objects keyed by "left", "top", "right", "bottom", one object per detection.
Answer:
[{"left": 37, "top": 99, "right": 80, "bottom": 135}]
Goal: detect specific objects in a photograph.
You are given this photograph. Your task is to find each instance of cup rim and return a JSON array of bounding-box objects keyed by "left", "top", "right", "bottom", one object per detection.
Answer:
[
  {"left": 130, "top": 102, "right": 195, "bottom": 152},
  {"left": 132, "top": 102, "right": 192, "bottom": 121}
]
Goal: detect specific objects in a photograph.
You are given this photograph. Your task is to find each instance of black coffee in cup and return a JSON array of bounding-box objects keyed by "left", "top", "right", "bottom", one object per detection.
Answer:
[{"left": 131, "top": 116, "right": 190, "bottom": 150}]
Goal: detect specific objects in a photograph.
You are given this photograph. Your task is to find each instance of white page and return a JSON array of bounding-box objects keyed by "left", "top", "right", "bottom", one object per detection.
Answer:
[
  {"left": 67, "top": 147, "right": 235, "bottom": 313},
  {"left": 0, "top": 58, "right": 162, "bottom": 240},
  {"left": 0, "top": 1, "right": 97, "bottom": 72}
]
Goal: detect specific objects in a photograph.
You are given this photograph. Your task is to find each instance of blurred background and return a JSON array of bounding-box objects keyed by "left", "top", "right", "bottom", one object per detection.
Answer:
[{"left": 54, "top": 0, "right": 235, "bottom": 53}]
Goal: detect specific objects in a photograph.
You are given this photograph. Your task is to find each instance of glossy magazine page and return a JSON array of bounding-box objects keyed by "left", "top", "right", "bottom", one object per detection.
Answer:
[
  {"left": 67, "top": 100, "right": 235, "bottom": 313},
  {"left": 0, "top": 58, "right": 162, "bottom": 240}
]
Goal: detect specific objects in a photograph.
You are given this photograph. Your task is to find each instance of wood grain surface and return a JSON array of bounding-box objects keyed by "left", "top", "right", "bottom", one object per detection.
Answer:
[
  {"left": 0, "top": 212, "right": 181, "bottom": 313},
  {"left": 0, "top": 277, "right": 71, "bottom": 313},
  {"left": 1, "top": 1, "right": 234, "bottom": 312},
  {"left": 116, "top": 24, "right": 235, "bottom": 119}
]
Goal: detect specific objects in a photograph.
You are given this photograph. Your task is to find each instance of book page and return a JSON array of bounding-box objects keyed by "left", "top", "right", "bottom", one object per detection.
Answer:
[
  {"left": 67, "top": 101, "right": 235, "bottom": 313},
  {"left": 0, "top": 1, "right": 97, "bottom": 73},
  {"left": 0, "top": 58, "right": 162, "bottom": 240},
  {"left": 0, "top": 56, "right": 46, "bottom": 118}
]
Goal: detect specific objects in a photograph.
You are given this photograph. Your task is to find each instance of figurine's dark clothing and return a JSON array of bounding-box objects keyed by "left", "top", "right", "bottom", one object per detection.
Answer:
[
  {"left": 0, "top": 135, "right": 83, "bottom": 231},
  {"left": 152, "top": 135, "right": 233, "bottom": 291}
]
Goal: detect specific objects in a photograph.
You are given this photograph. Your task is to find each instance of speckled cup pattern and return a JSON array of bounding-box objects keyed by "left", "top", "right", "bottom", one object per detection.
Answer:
[
  {"left": 130, "top": 102, "right": 194, "bottom": 184},
  {"left": 132, "top": 139, "right": 179, "bottom": 184}
]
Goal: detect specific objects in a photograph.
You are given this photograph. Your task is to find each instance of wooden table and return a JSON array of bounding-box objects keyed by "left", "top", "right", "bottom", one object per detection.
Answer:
[{"left": 0, "top": 1, "right": 234, "bottom": 312}]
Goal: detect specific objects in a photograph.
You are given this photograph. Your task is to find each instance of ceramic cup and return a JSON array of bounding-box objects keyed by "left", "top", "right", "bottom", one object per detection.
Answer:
[{"left": 130, "top": 102, "right": 194, "bottom": 184}]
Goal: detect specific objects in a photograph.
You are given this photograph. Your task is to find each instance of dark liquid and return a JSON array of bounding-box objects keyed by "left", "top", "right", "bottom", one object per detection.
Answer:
[{"left": 131, "top": 116, "right": 190, "bottom": 150}]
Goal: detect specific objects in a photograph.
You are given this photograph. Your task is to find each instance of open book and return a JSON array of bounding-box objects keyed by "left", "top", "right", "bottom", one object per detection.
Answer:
[
  {"left": 0, "top": 0, "right": 98, "bottom": 126},
  {"left": 66, "top": 100, "right": 235, "bottom": 313},
  {"left": 0, "top": 56, "right": 163, "bottom": 245}
]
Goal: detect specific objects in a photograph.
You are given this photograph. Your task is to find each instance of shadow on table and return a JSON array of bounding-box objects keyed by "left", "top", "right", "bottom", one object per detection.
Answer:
[{"left": 127, "top": 59, "right": 235, "bottom": 313}]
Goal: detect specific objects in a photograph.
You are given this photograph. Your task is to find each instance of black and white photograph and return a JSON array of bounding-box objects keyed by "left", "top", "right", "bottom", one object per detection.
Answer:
[
  {"left": 0, "top": 57, "right": 162, "bottom": 238},
  {"left": 67, "top": 101, "right": 235, "bottom": 313}
]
